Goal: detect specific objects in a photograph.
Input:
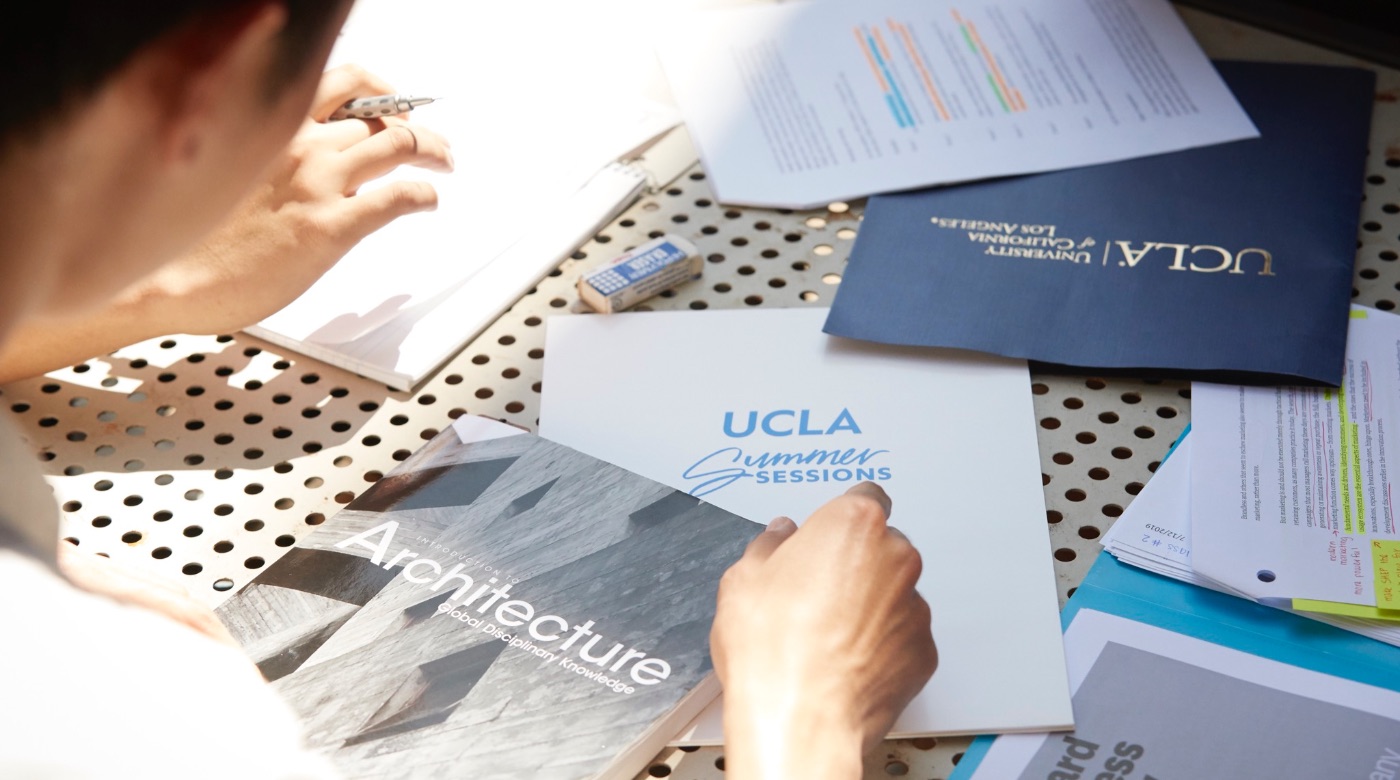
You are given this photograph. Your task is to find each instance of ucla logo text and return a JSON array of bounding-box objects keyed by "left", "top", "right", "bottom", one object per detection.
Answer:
[{"left": 722, "top": 408, "right": 862, "bottom": 438}]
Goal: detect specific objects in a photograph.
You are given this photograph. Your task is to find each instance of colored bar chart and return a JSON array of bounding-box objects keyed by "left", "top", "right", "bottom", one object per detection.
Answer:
[
  {"left": 953, "top": 9, "right": 1027, "bottom": 113},
  {"left": 858, "top": 11, "right": 1031, "bottom": 127},
  {"left": 888, "top": 18, "right": 951, "bottom": 122},
  {"left": 854, "top": 25, "right": 916, "bottom": 128}
]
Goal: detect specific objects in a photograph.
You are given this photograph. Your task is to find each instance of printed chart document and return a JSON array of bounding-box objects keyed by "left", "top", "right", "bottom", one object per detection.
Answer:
[
  {"left": 1192, "top": 307, "right": 1400, "bottom": 620},
  {"left": 248, "top": 0, "right": 682, "bottom": 389},
  {"left": 965, "top": 609, "right": 1400, "bottom": 779},
  {"left": 656, "top": 0, "right": 1257, "bottom": 207},
  {"left": 539, "top": 308, "right": 1072, "bottom": 740},
  {"left": 1101, "top": 432, "right": 1400, "bottom": 645}
]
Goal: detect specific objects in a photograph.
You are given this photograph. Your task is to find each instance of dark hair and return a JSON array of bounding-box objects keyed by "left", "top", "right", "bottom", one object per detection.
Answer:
[{"left": 0, "top": 1, "right": 348, "bottom": 146}]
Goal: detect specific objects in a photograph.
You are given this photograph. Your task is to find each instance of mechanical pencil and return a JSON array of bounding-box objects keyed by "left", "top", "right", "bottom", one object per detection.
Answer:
[{"left": 330, "top": 94, "right": 440, "bottom": 121}]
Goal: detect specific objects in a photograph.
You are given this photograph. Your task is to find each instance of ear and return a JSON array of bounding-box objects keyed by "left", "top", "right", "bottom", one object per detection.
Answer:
[{"left": 127, "top": 2, "right": 289, "bottom": 166}]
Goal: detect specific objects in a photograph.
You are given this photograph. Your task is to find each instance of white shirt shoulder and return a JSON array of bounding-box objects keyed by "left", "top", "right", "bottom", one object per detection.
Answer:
[{"left": 0, "top": 548, "right": 342, "bottom": 780}]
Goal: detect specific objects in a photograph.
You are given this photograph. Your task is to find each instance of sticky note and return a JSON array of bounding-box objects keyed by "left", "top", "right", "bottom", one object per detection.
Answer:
[{"left": 1292, "top": 598, "right": 1400, "bottom": 622}]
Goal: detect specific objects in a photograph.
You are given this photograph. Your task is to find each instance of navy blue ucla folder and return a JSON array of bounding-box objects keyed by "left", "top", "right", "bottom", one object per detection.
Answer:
[{"left": 823, "top": 61, "right": 1375, "bottom": 386}]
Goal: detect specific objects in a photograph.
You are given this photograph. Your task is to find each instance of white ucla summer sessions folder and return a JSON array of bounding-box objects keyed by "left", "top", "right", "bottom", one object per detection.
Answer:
[
  {"left": 539, "top": 308, "right": 1073, "bottom": 741},
  {"left": 247, "top": 0, "right": 683, "bottom": 389}
]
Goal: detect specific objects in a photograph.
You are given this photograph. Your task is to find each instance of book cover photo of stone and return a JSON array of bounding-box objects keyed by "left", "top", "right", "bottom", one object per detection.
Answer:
[{"left": 216, "top": 416, "right": 760, "bottom": 780}]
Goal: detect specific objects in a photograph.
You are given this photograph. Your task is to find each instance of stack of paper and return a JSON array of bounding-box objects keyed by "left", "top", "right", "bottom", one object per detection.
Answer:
[
  {"left": 1101, "top": 431, "right": 1400, "bottom": 646},
  {"left": 1098, "top": 433, "right": 1202, "bottom": 587},
  {"left": 1102, "top": 307, "right": 1400, "bottom": 646},
  {"left": 1189, "top": 307, "right": 1400, "bottom": 624}
]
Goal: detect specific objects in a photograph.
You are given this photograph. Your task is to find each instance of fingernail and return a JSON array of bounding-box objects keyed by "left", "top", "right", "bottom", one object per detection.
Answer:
[
  {"left": 767, "top": 516, "right": 796, "bottom": 532},
  {"left": 846, "top": 481, "right": 892, "bottom": 516}
]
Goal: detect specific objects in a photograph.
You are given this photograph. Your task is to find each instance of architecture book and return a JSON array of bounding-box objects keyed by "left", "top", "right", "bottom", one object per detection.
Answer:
[
  {"left": 215, "top": 416, "right": 760, "bottom": 780},
  {"left": 952, "top": 553, "right": 1400, "bottom": 779},
  {"left": 823, "top": 61, "right": 1375, "bottom": 385},
  {"left": 539, "top": 308, "right": 1073, "bottom": 742}
]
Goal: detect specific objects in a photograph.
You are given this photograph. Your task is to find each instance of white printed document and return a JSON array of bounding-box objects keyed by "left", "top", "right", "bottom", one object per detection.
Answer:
[
  {"left": 1100, "top": 437, "right": 1201, "bottom": 585},
  {"left": 1102, "top": 433, "right": 1400, "bottom": 646},
  {"left": 656, "top": 0, "right": 1258, "bottom": 207},
  {"left": 248, "top": 0, "right": 682, "bottom": 388},
  {"left": 539, "top": 308, "right": 1072, "bottom": 740},
  {"left": 1192, "top": 307, "right": 1400, "bottom": 621}
]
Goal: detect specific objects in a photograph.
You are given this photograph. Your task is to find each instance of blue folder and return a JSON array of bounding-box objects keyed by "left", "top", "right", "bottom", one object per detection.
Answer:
[{"left": 825, "top": 61, "right": 1375, "bottom": 386}]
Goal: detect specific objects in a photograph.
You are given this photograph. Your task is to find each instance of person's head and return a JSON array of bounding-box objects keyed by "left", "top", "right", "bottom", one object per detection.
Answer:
[{"left": 0, "top": 1, "right": 353, "bottom": 323}]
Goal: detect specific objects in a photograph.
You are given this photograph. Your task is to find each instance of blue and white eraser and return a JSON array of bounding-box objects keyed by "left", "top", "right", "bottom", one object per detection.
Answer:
[{"left": 578, "top": 234, "right": 702, "bottom": 314}]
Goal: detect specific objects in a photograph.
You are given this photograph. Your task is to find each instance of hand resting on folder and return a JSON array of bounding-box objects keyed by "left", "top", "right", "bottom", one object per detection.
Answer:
[
  {"left": 715, "top": 482, "right": 938, "bottom": 780},
  {"left": 0, "top": 64, "right": 452, "bottom": 384}
]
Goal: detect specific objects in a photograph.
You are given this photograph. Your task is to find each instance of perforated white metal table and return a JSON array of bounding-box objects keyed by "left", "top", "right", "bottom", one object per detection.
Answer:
[{"left": 4, "top": 8, "right": 1399, "bottom": 779}]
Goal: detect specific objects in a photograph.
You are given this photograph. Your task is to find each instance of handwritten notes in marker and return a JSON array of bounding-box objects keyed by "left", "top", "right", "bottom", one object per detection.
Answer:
[
  {"left": 1373, "top": 541, "right": 1400, "bottom": 609},
  {"left": 1293, "top": 541, "right": 1400, "bottom": 619}
]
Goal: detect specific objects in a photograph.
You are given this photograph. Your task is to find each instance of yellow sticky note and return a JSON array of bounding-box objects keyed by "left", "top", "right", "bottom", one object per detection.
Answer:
[
  {"left": 1373, "top": 540, "right": 1400, "bottom": 609},
  {"left": 1351, "top": 309, "right": 1369, "bottom": 319},
  {"left": 1292, "top": 598, "right": 1400, "bottom": 622}
]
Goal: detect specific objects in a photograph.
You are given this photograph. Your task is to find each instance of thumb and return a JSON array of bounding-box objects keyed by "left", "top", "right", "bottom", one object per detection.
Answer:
[{"left": 742, "top": 516, "right": 797, "bottom": 563}]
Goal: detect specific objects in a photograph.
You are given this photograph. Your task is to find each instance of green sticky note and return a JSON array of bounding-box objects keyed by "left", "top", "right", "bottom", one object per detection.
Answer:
[
  {"left": 1373, "top": 540, "right": 1400, "bottom": 609},
  {"left": 1351, "top": 309, "right": 1369, "bottom": 319},
  {"left": 1292, "top": 597, "right": 1400, "bottom": 622}
]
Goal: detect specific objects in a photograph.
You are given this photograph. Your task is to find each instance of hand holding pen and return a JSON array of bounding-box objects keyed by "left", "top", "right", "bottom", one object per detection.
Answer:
[
  {"left": 299, "top": 63, "right": 452, "bottom": 217},
  {"left": 0, "top": 63, "right": 454, "bottom": 382},
  {"left": 142, "top": 65, "right": 454, "bottom": 336}
]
